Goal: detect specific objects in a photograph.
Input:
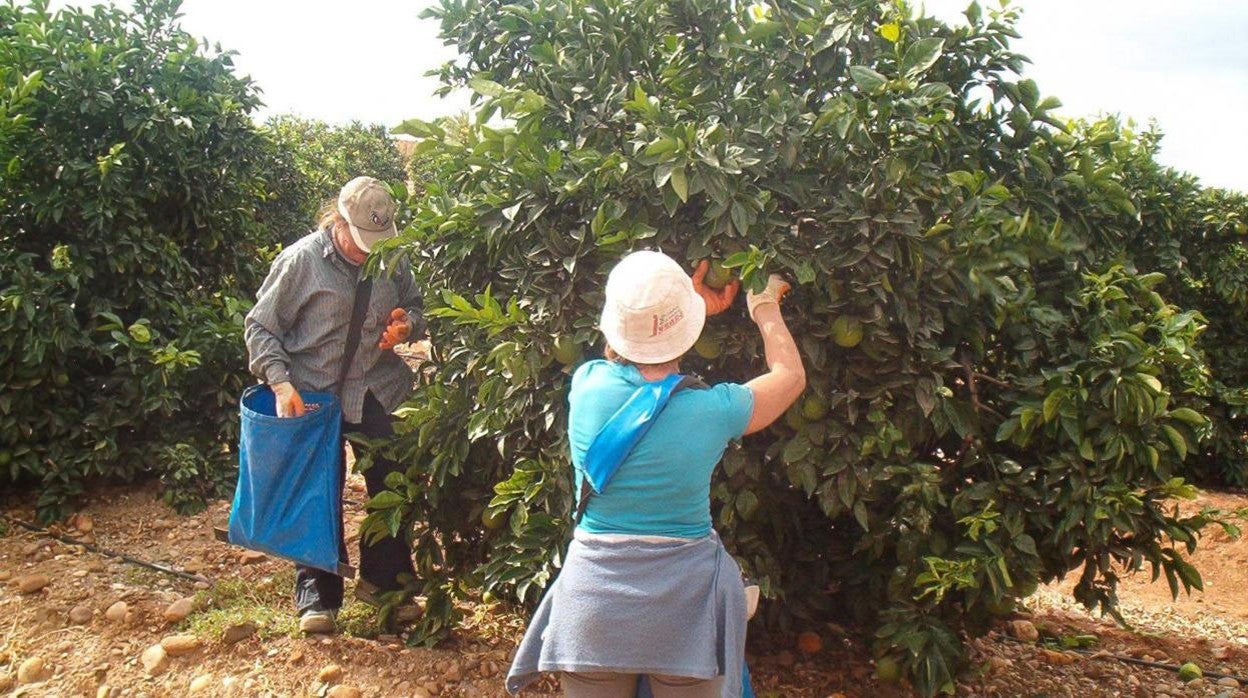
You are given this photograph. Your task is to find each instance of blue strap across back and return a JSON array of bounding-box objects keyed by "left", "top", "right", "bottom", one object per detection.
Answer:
[{"left": 581, "top": 373, "right": 685, "bottom": 494}]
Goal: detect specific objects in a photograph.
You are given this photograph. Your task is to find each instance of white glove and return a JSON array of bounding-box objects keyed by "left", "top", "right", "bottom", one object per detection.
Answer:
[
  {"left": 271, "top": 381, "right": 305, "bottom": 418},
  {"left": 746, "top": 274, "right": 792, "bottom": 321}
]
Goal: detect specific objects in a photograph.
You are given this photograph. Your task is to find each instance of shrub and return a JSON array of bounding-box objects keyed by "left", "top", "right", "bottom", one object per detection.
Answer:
[
  {"left": 375, "top": 0, "right": 1231, "bottom": 692},
  {"left": 0, "top": 0, "right": 274, "bottom": 519},
  {"left": 257, "top": 115, "right": 407, "bottom": 241}
]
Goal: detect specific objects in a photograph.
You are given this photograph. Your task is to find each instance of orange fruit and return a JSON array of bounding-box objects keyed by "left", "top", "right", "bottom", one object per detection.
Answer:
[
  {"left": 481, "top": 508, "right": 507, "bottom": 530},
  {"left": 704, "top": 260, "right": 733, "bottom": 289},
  {"left": 796, "top": 631, "right": 822, "bottom": 656},
  {"left": 831, "top": 316, "right": 863, "bottom": 348},
  {"left": 553, "top": 336, "right": 581, "bottom": 365},
  {"left": 875, "top": 655, "right": 903, "bottom": 683},
  {"left": 693, "top": 335, "right": 722, "bottom": 360}
]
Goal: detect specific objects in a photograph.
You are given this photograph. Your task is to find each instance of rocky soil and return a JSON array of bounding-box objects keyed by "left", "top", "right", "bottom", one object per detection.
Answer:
[{"left": 3, "top": 484, "right": 1248, "bottom": 697}]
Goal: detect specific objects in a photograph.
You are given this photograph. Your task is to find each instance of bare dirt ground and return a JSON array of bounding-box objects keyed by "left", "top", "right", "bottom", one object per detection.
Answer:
[{"left": 3, "top": 484, "right": 1248, "bottom": 697}]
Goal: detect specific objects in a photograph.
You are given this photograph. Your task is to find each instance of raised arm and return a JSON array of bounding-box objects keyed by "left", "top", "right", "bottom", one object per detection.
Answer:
[{"left": 742, "top": 276, "right": 806, "bottom": 435}]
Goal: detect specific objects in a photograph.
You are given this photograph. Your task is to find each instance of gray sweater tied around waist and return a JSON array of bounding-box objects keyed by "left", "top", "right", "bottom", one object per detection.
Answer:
[{"left": 505, "top": 531, "right": 747, "bottom": 697}]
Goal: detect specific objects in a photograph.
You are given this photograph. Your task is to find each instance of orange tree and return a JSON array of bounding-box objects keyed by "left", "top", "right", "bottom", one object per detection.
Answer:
[
  {"left": 369, "top": 1, "right": 1227, "bottom": 692},
  {"left": 0, "top": 0, "right": 275, "bottom": 517},
  {"left": 1072, "top": 119, "right": 1248, "bottom": 487}
]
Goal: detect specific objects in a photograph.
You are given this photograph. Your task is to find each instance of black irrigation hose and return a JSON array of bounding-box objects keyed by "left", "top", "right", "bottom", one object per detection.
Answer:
[
  {"left": 1, "top": 512, "right": 211, "bottom": 586},
  {"left": 1001, "top": 634, "right": 1248, "bottom": 684}
]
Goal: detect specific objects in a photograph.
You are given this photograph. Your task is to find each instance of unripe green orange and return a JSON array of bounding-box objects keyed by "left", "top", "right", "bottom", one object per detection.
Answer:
[
  {"left": 704, "top": 261, "right": 733, "bottom": 289},
  {"left": 693, "top": 335, "right": 722, "bottom": 359},
  {"left": 801, "top": 396, "right": 828, "bottom": 421},
  {"left": 831, "top": 316, "right": 864, "bottom": 348},
  {"left": 875, "top": 655, "right": 903, "bottom": 683},
  {"left": 481, "top": 508, "right": 507, "bottom": 530},
  {"left": 552, "top": 336, "right": 581, "bottom": 365}
]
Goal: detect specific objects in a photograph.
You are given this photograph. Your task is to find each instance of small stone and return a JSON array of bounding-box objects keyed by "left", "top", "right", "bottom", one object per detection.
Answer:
[
  {"left": 413, "top": 688, "right": 433, "bottom": 698},
  {"left": 327, "top": 687, "right": 362, "bottom": 698},
  {"left": 319, "top": 664, "right": 343, "bottom": 683},
  {"left": 1213, "top": 646, "right": 1233, "bottom": 661},
  {"left": 163, "top": 597, "right": 195, "bottom": 623},
  {"left": 105, "top": 601, "right": 129, "bottom": 623},
  {"left": 17, "top": 656, "right": 49, "bottom": 684},
  {"left": 141, "top": 644, "right": 169, "bottom": 675},
  {"left": 240, "top": 550, "right": 267, "bottom": 564},
  {"left": 16, "top": 574, "right": 51, "bottom": 594},
  {"left": 189, "top": 674, "right": 214, "bottom": 692},
  {"left": 222, "top": 676, "right": 239, "bottom": 690},
  {"left": 289, "top": 649, "right": 305, "bottom": 665},
  {"left": 444, "top": 662, "right": 463, "bottom": 682},
  {"left": 73, "top": 514, "right": 95, "bottom": 532},
  {"left": 222, "top": 621, "right": 257, "bottom": 644},
  {"left": 1007, "top": 620, "right": 1039, "bottom": 643},
  {"left": 1039, "top": 648, "right": 1077, "bottom": 665},
  {"left": 0, "top": 570, "right": 10, "bottom": 582},
  {"left": 161, "top": 634, "right": 202, "bottom": 656},
  {"left": 0, "top": 673, "right": 12, "bottom": 692},
  {"left": 987, "top": 655, "right": 1013, "bottom": 673},
  {"left": 1216, "top": 676, "right": 1239, "bottom": 688},
  {"left": 69, "top": 605, "right": 93, "bottom": 625},
  {"left": 22, "top": 540, "right": 49, "bottom": 556}
]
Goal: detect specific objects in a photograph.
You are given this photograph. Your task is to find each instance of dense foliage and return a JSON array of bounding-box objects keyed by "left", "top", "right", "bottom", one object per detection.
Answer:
[
  {"left": 366, "top": 0, "right": 1242, "bottom": 692},
  {"left": 1092, "top": 125, "right": 1248, "bottom": 486},
  {"left": 258, "top": 115, "right": 408, "bottom": 242},
  {"left": 0, "top": 0, "right": 274, "bottom": 518}
]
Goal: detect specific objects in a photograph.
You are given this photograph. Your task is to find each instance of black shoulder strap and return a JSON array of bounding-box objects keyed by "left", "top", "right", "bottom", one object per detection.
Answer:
[
  {"left": 336, "top": 276, "right": 374, "bottom": 395},
  {"left": 573, "top": 375, "right": 708, "bottom": 524}
]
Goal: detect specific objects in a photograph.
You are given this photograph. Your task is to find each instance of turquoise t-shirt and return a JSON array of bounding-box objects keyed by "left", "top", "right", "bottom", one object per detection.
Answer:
[{"left": 569, "top": 360, "right": 755, "bottom": 538}]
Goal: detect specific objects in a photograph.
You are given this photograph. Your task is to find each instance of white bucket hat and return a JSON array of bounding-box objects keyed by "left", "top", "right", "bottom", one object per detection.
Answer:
[
  {"left": 337, "top": 176, "right": 398, "bottom": 252},
  {"left": 599, "top": 250, "right": 706, "bottom": 364}
]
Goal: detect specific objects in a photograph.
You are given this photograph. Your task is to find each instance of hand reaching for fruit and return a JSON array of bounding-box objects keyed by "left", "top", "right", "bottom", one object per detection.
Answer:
[
  {"left": 745, "top": 274, "right": 791, "bottom": 321},
  {"left": 378, "top": 308, "right": 411, "bottom": 351},
  {"left": 691, "top": 260, "right": 741, "bottom": 316}
]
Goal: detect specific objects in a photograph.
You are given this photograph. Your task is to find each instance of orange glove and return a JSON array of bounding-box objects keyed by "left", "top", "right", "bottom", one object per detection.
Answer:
[
  {"left": 691, "top": 260, "right": 741, "bottom": 316},
  {"left": 378, "top": 308, "right": 412, "bottom": 351},
  {"left": 271, "top": 381, "right": 305, "bottom": 418}
]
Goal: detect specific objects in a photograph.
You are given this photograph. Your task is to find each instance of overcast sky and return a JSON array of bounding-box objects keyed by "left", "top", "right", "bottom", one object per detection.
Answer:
[{"left": 45, "top": 0, "right": 1248, "bottom": 192}]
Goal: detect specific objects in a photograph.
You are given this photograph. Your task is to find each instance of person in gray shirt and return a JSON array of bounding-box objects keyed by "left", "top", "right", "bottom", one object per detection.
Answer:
[{"left": 244, "top": 176, "right": 424, "bottom": 635}]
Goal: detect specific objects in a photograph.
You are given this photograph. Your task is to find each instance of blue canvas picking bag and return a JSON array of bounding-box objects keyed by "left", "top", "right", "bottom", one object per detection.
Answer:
[{"left": 228, "top": 384, "right": 344, "bottom": 574}]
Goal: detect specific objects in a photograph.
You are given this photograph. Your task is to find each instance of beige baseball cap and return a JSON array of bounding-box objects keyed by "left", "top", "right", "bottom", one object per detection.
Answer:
[
  {"left": 337, "top": 176, "right": 398, "bottom": 252},
  {"left": 599, "top": 250, "right": 706, "bottom": 364}
]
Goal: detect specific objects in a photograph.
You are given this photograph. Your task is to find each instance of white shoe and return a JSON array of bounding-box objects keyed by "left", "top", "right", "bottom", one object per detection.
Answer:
[{"left": 298, "top": 609, "right": 337, "bottom": 635}]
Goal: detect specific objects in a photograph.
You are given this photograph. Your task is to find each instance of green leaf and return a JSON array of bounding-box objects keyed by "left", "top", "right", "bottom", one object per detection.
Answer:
[
  {"left": 849, "top": 65, "right": 888, "bottom": 93},
  {"left": 670, "top": 165, "right": 689, "bottom": 202},
  {"left": 1161, "top": 424, "right": 1188, "bottom": 460},
  {"left": 1168, "top": 408, "right": 1207, "bottom": 427},
  {"left": 468, "top": 76, "right": 506, "bottom": 98},
  {"left": 127, "top": 323, "right": 151, "bottom": 344},
  {"left": 902, "top": 38, "right": 946, "bottom": 79}
]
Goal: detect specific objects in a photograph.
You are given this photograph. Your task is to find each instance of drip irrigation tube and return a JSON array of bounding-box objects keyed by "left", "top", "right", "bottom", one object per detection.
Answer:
[
  {"left": 1001, "top": 634, "right": 1248, "bottom": 684},
  {"left": 1, "top": 512, "right": 211, "bottom": 585}
]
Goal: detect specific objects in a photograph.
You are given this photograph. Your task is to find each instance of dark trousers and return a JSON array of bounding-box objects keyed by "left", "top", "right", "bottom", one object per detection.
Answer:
[{"left": 295, "top": 393, "right": 415, "bottom": 613}]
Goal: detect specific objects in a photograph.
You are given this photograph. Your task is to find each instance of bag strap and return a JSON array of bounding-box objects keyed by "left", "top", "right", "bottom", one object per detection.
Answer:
[
  {"left": 336, "top": 276, "right": 374, "bottom": 395},
  {"left": 574, "top": 374, "right": 707, "bottom": 524}
]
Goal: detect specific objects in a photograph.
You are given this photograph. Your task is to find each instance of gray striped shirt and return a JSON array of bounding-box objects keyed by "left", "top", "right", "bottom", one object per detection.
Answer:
[{"left": 244, "top": 227, "right": 424, "bottom": 423}]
